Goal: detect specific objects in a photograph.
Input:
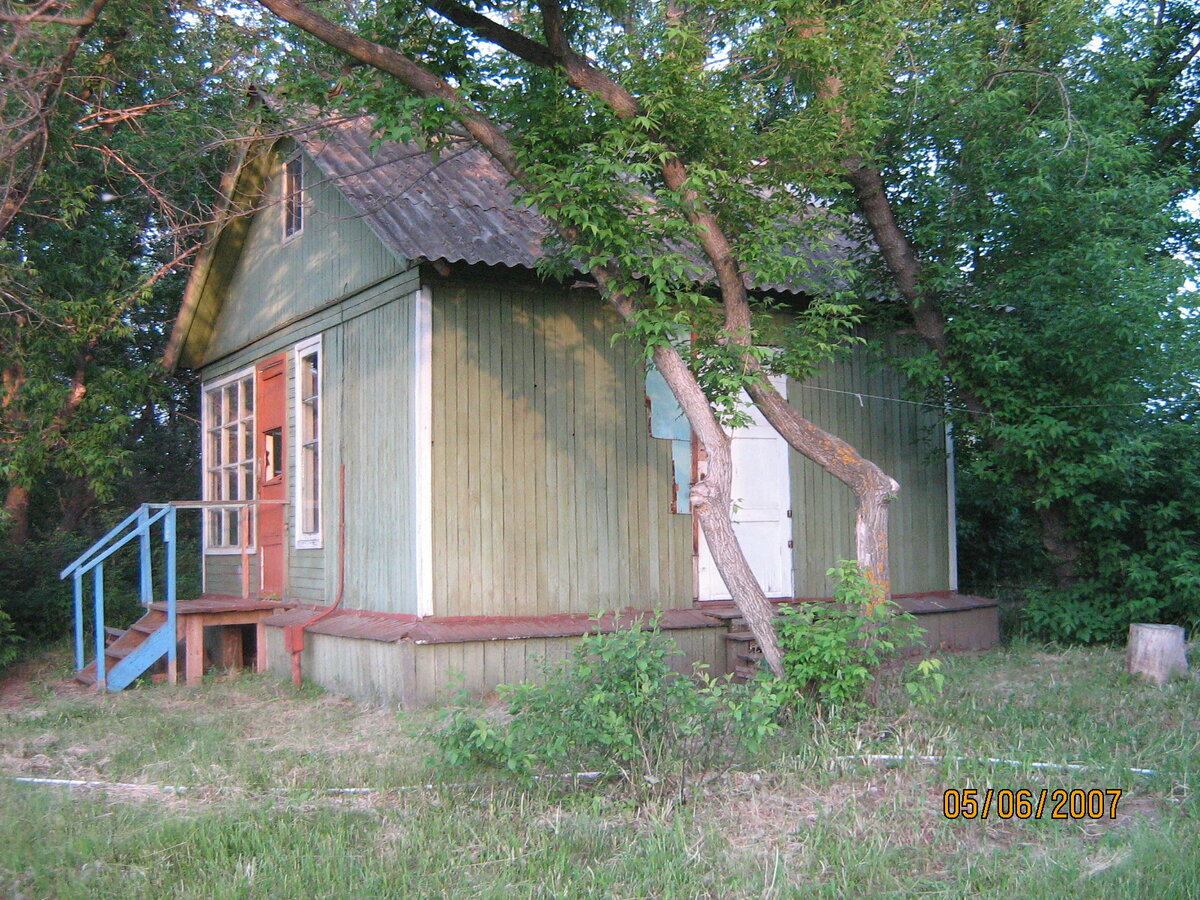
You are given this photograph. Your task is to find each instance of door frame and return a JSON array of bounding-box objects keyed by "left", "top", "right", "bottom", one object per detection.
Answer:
[{"left": 694, "top": 377, "right": 794, "bottom": 601}]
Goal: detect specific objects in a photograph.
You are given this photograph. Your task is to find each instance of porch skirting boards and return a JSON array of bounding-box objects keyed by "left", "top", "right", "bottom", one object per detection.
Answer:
[{"left": 261, "top": 594, "right": 999, "bottom": 708}]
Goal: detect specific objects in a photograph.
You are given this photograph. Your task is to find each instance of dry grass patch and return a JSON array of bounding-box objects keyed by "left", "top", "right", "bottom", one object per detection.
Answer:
[{"left": 0, "top": 642, "right": 1197, "bottom": 899}]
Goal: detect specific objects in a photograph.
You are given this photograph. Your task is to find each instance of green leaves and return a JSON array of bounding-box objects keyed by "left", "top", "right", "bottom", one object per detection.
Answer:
[
  {"left": 774, "top": 561, "right": 928, "bottom": 711},
  {"left": 434, "top": 616, "right": 782, "bottom": 785}
]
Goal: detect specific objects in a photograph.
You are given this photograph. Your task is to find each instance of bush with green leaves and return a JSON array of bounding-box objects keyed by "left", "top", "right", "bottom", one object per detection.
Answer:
[
  {"left": 0, "top": 532, "right": 95, "bottom": 672},
  {"left": 0, "top": 608, "right": 19, "bottom": 670},
  {"left": 962, "top": 418, "right": 1200, "bottom": 645},
  {"left": 775, "top": 561, "right": 930, "bottom": 710},
  {"left": 435, "top": 616, "right": 781, "bottom": 784}
]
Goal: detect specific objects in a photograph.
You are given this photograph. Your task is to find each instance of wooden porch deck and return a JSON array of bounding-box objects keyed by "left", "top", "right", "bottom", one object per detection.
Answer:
[
  {"left": 153, "top": 595, "right": 297, "bottom": 686},
  {"left": 259, "top": 592, "right": 998, "bottom": 648}
]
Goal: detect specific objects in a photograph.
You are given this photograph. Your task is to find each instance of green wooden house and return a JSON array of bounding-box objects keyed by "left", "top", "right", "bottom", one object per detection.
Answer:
[{"left": 68, "top": 115, "right": 996, "bottom": 704}]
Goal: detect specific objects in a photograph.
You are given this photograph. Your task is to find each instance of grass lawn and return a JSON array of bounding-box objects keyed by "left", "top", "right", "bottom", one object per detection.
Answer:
[{"left": 0, "top": 642, "right": 1196, "bottom": 899}]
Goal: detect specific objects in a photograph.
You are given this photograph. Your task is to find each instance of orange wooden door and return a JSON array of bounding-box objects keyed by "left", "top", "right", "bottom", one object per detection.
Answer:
[{"left": 256, "top": 355, "right": 287, "bottom": 596}]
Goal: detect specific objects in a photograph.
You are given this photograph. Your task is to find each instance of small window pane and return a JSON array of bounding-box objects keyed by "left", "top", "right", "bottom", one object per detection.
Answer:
[
  {"left": 302, "top": 404, "right": 317, "bottom": 443},
  {"left": 284, "top": 156, "right": 303, "bottom": 238},
  {"left": 301, "top": 354, "right": 318, "bottom": 399},
  {"left": 203, "top": 371, "right": 256, "bottom": 550},
  {"left": 302, "top": 443, "right": 320, "bottom": 534}
]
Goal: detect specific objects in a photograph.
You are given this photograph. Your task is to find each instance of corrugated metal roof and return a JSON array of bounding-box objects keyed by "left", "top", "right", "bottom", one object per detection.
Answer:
[
  {"left": 297, "top": 118, "right": 549, "bottom": 270},
  {"left": 295, "top": 116, "right": 849, "bottom": 294}
]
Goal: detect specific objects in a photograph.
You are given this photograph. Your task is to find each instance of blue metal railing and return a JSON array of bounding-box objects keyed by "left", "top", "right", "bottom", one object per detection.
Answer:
[
  {"left": 59, "top": 503, "right": 178, "bottom": 690},
  {"left": 59, "top": 500, "right": 275, "bottom": 690}
]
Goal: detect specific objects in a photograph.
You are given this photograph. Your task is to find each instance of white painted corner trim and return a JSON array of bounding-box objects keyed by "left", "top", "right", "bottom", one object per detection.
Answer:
[
  {"left": 293, "top": 333, "right": 323, "bottom": 550},
  {"left": 945, "top": 422, "right": 959, "bottom": 592},
  {"left": 414, "top": 286, "right": 434, "bottom": 617}
]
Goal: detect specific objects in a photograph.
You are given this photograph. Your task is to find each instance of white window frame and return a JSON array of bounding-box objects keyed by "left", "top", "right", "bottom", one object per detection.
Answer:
[
  {"left": 282, "top": 152, "right": 304, "bottom": 243},
  {"left": 293, "top": 334, "right": 322, "bottom": 549},
  {"left": 201, "top": 366, "right": 257, "bottom": 555}
]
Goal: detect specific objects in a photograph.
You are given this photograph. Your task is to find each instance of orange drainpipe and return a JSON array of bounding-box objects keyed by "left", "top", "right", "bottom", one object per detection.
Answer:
[{"left": 286, "top": 465, "right": 345, "bottom": 686}]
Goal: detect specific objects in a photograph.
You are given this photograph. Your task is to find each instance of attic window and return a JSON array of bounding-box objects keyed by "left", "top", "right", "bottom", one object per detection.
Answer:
[{"left": 283, "top": 154, "right": 303, "bottom": 240}]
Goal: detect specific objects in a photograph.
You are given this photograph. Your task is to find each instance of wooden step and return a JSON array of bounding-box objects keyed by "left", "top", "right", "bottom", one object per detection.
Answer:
[{"left": 74, "top": 607, "right": 168, "bottom": 688}]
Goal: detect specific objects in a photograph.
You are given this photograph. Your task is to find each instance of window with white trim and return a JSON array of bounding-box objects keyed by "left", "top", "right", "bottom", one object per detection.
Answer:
[
  {"left": 202, "top": 368, "right": 255, "bottom": 551},
  {"left": 282, "top": 153, "right": 303, "bottom": 241},
  {"left": 294, "top": 335, "right": 321, "bottom": 547}
]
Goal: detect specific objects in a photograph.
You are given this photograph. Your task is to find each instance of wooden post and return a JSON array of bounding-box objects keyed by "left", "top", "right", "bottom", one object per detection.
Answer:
[
  {"left": 1126, "top": 623, "right": 1189, "bottom": 685},
  {"left": 255, "top": 621, "right": 268, "bottom": 674},
  {"left": 220, "top": 626, "right": 243, "bottom": 670},
  {"left": 186, "top": 614, "right": 205, "bottom": 686},
  {"left": 165, "top": 507, "right": 177, "bottom": 686},
  {"left": 240, "top": 506, "right": 250, "bottom": 600}
]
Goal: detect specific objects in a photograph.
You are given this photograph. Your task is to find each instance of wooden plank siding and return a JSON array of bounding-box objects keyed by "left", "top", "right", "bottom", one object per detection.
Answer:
[
  {"left": 266, "top": 624, "right": 729, "bottom": 707},
  {"left": 337, "top": 296, "right": 418, "bottom": 613},
  {"left": 787, "top": 344, "right": 951, "bottom": 596},
  {"left": 199, "top": 273, "right": 422, "bottom": 609},
  {"left": 201, "top": 143, "right": 404, "bottom": 366},
  {"left": 430, "top": 278, "right": 693, "bottom": 618},
  {"left": 203, "top": 551, "right": 259, "bottom": 597}
]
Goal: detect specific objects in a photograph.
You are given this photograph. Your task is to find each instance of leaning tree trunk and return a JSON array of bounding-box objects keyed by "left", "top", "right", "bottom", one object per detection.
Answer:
[
  {"left": 648, "top": 346, "right": 786, "bottom": 676},
  {"left": 431, "top": 0, "right": 905, "bottom": 602},
  {"left": 745, "top": 378, "right": 899, "bottom": 600},
  {"left": 3, "top": 484, "right": 30, "bottom": 546},
  {"left": 842, "top": 158, "right": 1089, "bottom": 589}
]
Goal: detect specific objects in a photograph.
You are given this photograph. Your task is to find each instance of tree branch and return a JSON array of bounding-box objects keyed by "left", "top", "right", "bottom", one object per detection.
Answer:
[
  {"left": 427, "top": 0, "right": 902, "bottom": 591},
  {"left": 0, "top": 0, "right": 111, "bottom": 238},
  {"left": 1153, "top": 101, "right": 1200, "bottom": 156}
]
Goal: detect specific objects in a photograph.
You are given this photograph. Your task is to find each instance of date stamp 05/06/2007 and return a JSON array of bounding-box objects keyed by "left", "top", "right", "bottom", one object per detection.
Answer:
[{"left": 942, "top": 788, "right": 1123, "bottom": 821}]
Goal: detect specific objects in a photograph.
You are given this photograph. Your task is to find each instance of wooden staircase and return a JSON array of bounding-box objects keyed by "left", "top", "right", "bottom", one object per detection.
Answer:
[
  {"left": 75, "top": 607, "right": 177, "bottom": 690},
  {"left": 702, "top": 604, "right": 770, "bottom": 683},
  {"left": 63, "top": 503, "right": 293, "bottom": 692},
  {"left": 725, "top": 627, "right": 767, "bottom": 683}
]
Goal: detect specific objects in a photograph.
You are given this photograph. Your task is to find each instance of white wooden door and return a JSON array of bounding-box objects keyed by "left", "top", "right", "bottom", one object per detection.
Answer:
[{"left": 697, "top": 378, "right": 793, "bottom": 600}]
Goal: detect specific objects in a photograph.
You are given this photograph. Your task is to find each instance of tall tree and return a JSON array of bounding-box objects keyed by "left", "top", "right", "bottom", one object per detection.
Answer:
[
  {"left": 833, "top": 0, "right": 1195, "bottom": 589},
  {"left": 692, "top": 0, "right": 1195, "bottom": 596},
  {"left": 238, "top": 0, "right": 1197, "bottom": 651},
  {"left": 0, "top": 2, "right": 257, "bottom": 544}
]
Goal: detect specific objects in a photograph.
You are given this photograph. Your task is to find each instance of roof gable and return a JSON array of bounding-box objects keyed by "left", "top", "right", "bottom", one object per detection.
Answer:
[{"left": 168, "top": 115, "right": 849, "bottom": 370}]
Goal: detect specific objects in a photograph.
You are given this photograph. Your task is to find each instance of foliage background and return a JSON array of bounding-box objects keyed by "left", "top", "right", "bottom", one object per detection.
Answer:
[{"left": 3, "top": 0, "right": 1200, "bottom": 666}]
